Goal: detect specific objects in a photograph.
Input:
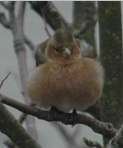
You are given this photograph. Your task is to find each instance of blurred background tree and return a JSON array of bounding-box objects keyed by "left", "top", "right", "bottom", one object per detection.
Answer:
[{"left": 98, "top": 1, "right": 123, "bottom": 129}]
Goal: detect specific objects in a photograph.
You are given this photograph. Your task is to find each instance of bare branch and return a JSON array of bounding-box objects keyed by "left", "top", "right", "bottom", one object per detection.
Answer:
[
  {"left": 8, "top": 1, "right": 37, "bottom": 139},
  {"left": 73, "top": 20, "right": 92, "bottom": 37},
  {"left": 0, "top": 13, "right": 34, "bottom": 51},
  {"left": 0, "top": 72, "right": 11, "bottom": 89},
  {"left": 18, "top": 103, "right": 36, "bottom": 124},
  {"left": 0, "top": 93, "right": 118, "bottom": 139},
  {"left": 0, "top": 1, "right": 9, "bottom": 9},
  {"left": 0, "top": 103, "right": 41, "bottom": 148},
  {"left": 0, "top": 12, "right": 35, "bottom": 51},
  {"left": 40, "top": 1, "right": 63, "bottom": 29},
  {"left": 9, "top": 0, "right": 28, "bottom": 99},
  {"left": 73, "top": 1, "right": 97, "bottom": 37},
  {"left": 17, "top": 1, "right": 25, "bottom": 18},
  {"left": 8, "top": 1, "right": 16, "bottom": 29},
  {"left": 50, "top": 2, "right": 70, "bottom": 29},
  {"left": 29, "top": 1, "right": 70, "bottom": 30},
  {"left": 0, "top": 12, "right": 10, "bottom": 29},
  {"left": 4, "top": 103, "right": 36, "bottom": 148},
  {"left": 83, "top": 137, "right": 104, "bottom": 148},
  {"left": 17, "top": 1, "right": 25, "bottom": 28},
  {"left": 44, "top": 20, "right": 52, "bottom": 38}
]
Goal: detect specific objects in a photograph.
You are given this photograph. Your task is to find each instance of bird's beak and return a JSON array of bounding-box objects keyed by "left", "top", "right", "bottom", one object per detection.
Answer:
[{"left": 63, "top": 48, "right": 71, "bottom": 57}]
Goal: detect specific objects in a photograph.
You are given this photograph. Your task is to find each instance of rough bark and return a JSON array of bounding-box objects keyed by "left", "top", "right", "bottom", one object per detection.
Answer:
[
  {"left": 98, "top": 1, "right": 123, "bottom": 129},
  {"left": 0, "top": 103, "right": 41, "bottom": 148}
]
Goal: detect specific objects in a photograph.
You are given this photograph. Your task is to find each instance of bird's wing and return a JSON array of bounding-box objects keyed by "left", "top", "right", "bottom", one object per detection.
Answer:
[
  {"left": 75, "top": 38, "right": 95, "bottom": 58},
  {"left": 35, "top": 39, "right": 49, "bottom": 66}
]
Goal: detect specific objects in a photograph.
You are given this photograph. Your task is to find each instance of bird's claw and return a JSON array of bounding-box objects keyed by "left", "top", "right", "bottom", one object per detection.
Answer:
[
  {"left": 71, "top": 109, "right": 78, "bottom": 127},
  {"left": 50, "top": 106, "right": 62, "bottom": 119}
]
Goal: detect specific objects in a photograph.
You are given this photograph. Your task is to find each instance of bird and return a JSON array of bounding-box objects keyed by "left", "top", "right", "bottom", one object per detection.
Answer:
[
  {"left": 34, "top": 33, "right": 95, "bottom": 67},
  {"left": 26, "top": 28, "right": 104, "bottom": 112}
]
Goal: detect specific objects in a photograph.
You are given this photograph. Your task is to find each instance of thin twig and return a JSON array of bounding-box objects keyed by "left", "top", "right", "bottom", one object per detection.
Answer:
[
  {"left": 0, "top": 72, "right": 11, "bottom": 89},
  {"left": 0, "top": 12, "right": 10, "bottom": 29},
  {"left": 44, "top": 19, "right": 51, "bottom": 38}
]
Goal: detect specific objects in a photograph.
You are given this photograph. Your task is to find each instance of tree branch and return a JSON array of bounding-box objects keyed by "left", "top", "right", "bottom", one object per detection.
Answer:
[
  {"left": 106, "top": 125, "right": 123, "bottom": 148},
  {"left": 0, "top": 12, "right": 10, "bottom": 29},
  {"left": 0, "top": 103, "right": 41, "bottom": 148},
  {"left": 73, "top": 1, "right": 97, "bottom": 37},
  {"left": 8, "top": 1, "right": 37, "bottom": 139},
  {"left": 44, "top": 20, "right": 51, "bottom": 38},
  {"left": 83, "top": 137, "right": 104, "bottom": 148},
  {"left": 29, "top": 1, "right": 69, "bottom": 30},
  {"left": 73, "top": 20, "right": 92, "bottom": 37},
  {"left": 8, "top": 1, "right": 15, "bottom": 27},
  {"left": 0, "top": 1, "right": 9, "bottom": 9},
  {"left": 0, "top": 93, "right": 118, "bottom": 139},
  {"left": 0, "top": 72, "right": 11, "bottom": 89},
  {"left": 0, "top": 12, "right": 35, "bottom": 51},
  {"left": 17, "top": 1, "right": 25, "bottom": 21}
]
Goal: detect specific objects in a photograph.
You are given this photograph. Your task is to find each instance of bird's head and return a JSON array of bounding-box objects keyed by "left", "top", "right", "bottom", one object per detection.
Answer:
[{"left": 45, "top": 29, "right": 81, "bottom": 64}]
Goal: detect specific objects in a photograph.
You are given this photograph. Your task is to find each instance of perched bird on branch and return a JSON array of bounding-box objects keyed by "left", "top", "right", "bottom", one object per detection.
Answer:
[
  {"left": 26, "top": 29, "right": 104, "bottom": 112},
  {"left": 35, "top": 33, "right": 95, "bottom": 67}
]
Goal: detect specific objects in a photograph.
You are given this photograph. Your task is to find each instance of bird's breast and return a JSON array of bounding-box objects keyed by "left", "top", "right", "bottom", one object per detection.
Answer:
[{"left": 26, "top": 59, "right": 103, "bottom": 111}]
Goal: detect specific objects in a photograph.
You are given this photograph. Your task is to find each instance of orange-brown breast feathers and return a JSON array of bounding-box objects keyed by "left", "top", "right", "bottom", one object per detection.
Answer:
[
  {"left": 26, "top": 58, "right": 104, "bottom": 111},
  {"left": 27, "top": 29, "right": 104, "bottom": 111}
]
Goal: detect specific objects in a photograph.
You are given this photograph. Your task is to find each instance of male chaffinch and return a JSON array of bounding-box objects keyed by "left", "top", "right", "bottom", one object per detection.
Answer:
[{"left": 26, "top": 29, "right": 104, "bottom": 112}]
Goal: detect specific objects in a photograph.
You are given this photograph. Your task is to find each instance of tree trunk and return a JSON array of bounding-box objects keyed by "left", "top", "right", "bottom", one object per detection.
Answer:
[{"left": 98, "top": 1, "right": 123, "bottom": 129}]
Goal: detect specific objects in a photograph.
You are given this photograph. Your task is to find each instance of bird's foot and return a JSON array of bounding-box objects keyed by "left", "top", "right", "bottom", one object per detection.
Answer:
[
  {"left": 50, "top": 106, "right": 62, "bottom": 119},
  {"left": 50, "top": 106, "right": 60, "bottom": 112},
  {"left": 71, "top": 109, "right": 78, "bottom": 127}
]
